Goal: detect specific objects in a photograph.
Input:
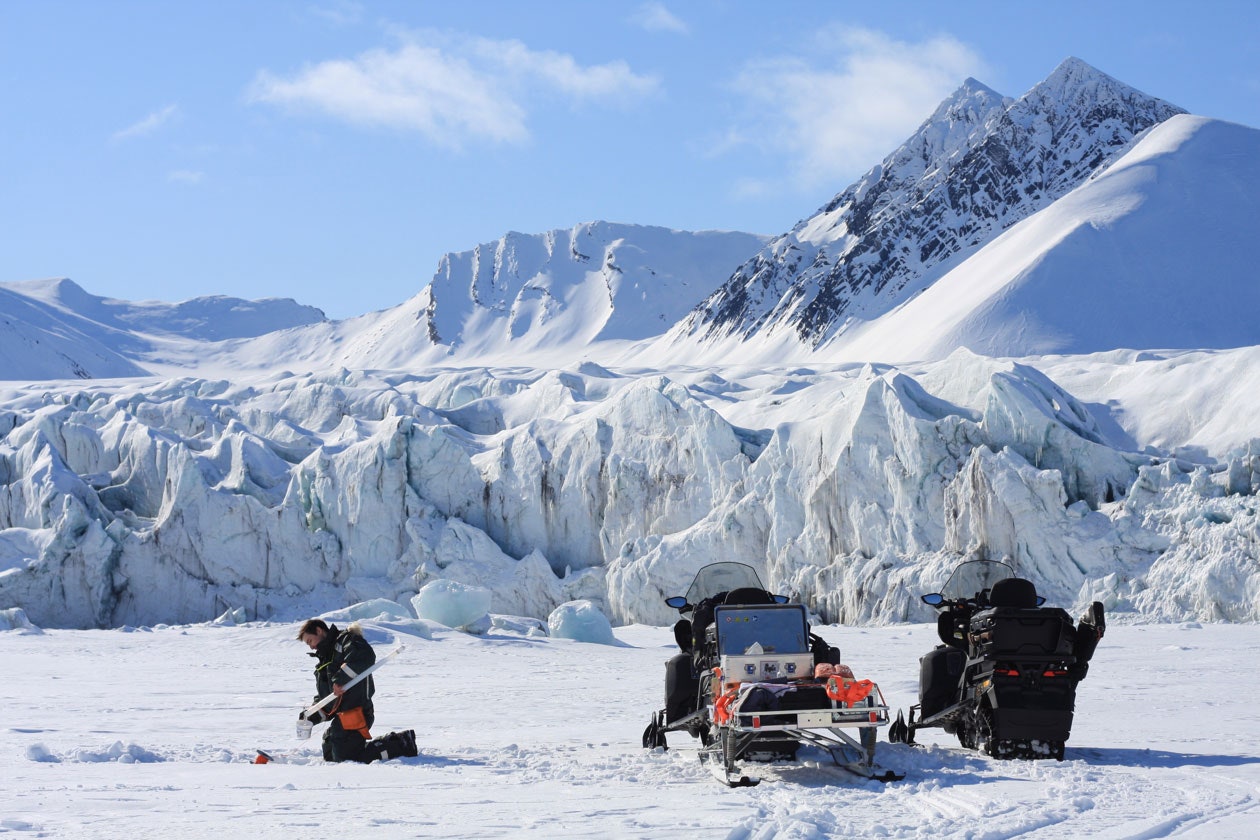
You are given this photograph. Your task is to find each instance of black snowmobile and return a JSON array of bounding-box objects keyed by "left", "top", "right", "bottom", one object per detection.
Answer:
[
  {"left": 641, "top": 562, "right": 900, "bottom": 786},
  {"left": 887, "top": 559, "right": 1106, "bottom": 760}
]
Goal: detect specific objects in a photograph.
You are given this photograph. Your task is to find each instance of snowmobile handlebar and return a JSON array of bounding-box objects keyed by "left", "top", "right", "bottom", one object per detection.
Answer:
[
  {"left": 663, "top": 592, "right": 790, "bottom": 613},
  {"left": 921, "top": 589, "right": 1047, "bottom": 610},
  {"left": 921, "top": 592, "right": 980, "bottom": 610}
]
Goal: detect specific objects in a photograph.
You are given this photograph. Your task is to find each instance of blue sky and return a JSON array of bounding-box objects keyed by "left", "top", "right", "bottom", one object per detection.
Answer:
[{"left": 4, "top": 1, "right": 1258, "bottom": 319}]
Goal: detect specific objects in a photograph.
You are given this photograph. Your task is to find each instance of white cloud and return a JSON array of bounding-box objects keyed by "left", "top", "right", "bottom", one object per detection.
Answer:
[
  {"left": 309, "top": 1, "right": 364, "bottom": 27},
  {"left": 113, "top": 104, "right": 179, "bottom": 141},
  {"left": 474, "top": 38, "right": 658, "bottom": 101},
  {"left": 247, "top": 33, "right": 659, "bottom": 148},
  {"left": 630, "top": 2, "right": 688, "bottom": 34},
  {"left": 729, "top": 26, "right": 987, "bottom": 190},
  {"left": 167, "top": 170, "right": 204, "bottom": 185}
]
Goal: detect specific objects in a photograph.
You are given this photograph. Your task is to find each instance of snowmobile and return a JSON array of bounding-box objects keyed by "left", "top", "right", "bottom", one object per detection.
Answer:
[
  {"left": 641, "top": 562, "right": 900, "bottom": 786},
  {"left": 887, "top": 560, "right": 1106, "bottom": 760}
]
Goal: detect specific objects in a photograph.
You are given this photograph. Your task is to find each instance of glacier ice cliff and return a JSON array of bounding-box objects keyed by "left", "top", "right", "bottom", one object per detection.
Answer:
[{"left": 2, "top": 355, "right": 1258, "bottom": 628}]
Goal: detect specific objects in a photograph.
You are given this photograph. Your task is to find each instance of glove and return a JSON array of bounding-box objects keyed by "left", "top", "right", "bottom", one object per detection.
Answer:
[{"left": 300, "top": 709, "right": 324, "bottom": 724}]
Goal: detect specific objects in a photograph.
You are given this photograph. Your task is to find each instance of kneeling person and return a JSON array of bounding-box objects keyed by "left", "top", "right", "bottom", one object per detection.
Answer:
[{"left": 297, "top": 618, "right": 376, "bottom": 763}]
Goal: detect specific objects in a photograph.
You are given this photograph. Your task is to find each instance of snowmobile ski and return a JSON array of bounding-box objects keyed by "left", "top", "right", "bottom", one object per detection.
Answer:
[
  {"left": 837, "top": 760, "right": 905, "bottom": 783},
  {"left": 303, "top": 644, "right": 405, "bottom": 719},
  {"left": 887, "top": 709, "right": 909, "bottom": 744},
  {"left": 700, "top": 750, "right": 761, "bottom": 787}
]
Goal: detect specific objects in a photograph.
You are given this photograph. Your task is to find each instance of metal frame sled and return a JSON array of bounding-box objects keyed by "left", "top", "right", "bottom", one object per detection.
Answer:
[{"left": 643, "top": 563, "right": 903, "bottom": 787}]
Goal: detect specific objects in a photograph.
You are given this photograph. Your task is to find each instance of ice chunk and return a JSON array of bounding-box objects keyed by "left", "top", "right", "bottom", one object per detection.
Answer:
[
  {"left": 490, "top": 614, "right": 549, "bottom": 637},
  {"left": 322, "top": 598, "right": 415, "bottom": 623},
  {"left": 0, "top": 607, "right": 40, "bottom": 634},
  {"left": 411, "top": 580, "right": 492, "bottom": 630},
  {"left": 547, "top": 600, "right": 617, "bottom": 645},
  {"left": 25, "top": 743, "right": 60, "bottom": 763},
  {"left": 211, "top": 606, "right": 249, "bottom": 626}
]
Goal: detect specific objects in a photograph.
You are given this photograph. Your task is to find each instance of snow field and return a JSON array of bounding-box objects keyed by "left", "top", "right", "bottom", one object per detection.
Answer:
[{"left": 5, "top": 620, "right": 1259, "bottom": 838}]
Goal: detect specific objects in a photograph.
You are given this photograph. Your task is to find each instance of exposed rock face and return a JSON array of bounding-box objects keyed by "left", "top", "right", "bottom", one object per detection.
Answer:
[{"left": 680, "top": 58, "right": 1186, "bottom": 347}]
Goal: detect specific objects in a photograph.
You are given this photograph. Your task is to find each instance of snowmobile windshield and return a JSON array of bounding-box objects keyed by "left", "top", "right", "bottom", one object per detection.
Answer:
[
  {"left": 940, "top": 560, "right": 1015, "bottom": 603},
  {"left": 685, "top": 563, "right": 767, "bottom": 606}
]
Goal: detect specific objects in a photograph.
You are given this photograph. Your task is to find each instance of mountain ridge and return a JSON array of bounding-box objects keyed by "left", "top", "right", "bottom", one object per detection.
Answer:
[
  {"left": 670, "top": 56, "right": 1187, "bottom": 350},
  {"left": 5, "top": 58, "right": 1256, "bottom": 381}
]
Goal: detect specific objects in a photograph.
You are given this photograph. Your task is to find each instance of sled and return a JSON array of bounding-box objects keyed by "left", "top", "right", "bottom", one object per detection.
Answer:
[{"left": 643, "top": 563, "right": 903, "bottom": 786}]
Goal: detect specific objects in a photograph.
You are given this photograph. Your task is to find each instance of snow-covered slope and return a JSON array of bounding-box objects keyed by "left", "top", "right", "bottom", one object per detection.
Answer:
[
  {"left": 0, "top": 278, "right": 327, "bottom": 380},
  {"left": 1, "top": 283, "right": 150, "bottom": 380},
  {"left": 833, "top": 115, "right": 1260, "bottom": 360},
  {"left": 424, "top": 222, "right": 768, "bottom": 353},
  {"left": 666, "top": 57, "right": 1186, "bottom": 355},
  {"left": 187, "top": 222, "right": 768, "bottom": 375}
]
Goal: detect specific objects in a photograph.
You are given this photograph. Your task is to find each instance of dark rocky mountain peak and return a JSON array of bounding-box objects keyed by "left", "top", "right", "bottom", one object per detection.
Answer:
[{"left": 679, "top": 58, "right": 1186, "bottom": 348}]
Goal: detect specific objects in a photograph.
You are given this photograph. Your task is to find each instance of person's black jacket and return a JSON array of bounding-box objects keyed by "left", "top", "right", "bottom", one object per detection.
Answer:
[{"left": 307, "top": 623, "right": 376, "bottom": 723}]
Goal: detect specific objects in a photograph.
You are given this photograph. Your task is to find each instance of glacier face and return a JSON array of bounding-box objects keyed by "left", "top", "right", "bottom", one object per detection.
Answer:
[
  {"left": 3, "top": 354, "right": 1258, "bottom": 629},
  {"left": 679, "top": 57, "right": 1186, "bottom": 348}
]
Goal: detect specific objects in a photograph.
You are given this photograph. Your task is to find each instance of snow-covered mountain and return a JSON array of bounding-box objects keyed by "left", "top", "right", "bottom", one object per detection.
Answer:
[
  {"left": 0, "top": 278, "right": 326, "bottom": 380},
  {"left": 0, "top": 59, "right": 1244, "bottom": 379},
  {"left": 307, "top": 222, "right": 767, "bottom": 370},
  {"left": 133, "top": 222, "right": 768, "bottom": 376},
  {"left": 831, "top": 115, "right": 1260, "bottom": 360},
  {"left": 668, "top": 57, "right": 1186, "bottom": 353},
  {"left": 423, "top": 222, "right": 768, "bottom": 352},
  {"left": 1, "top": 282, "right": 150, "bottom": 380},
  {"left": 4, "top": 59, "right": 1260, "bottom": 631}
]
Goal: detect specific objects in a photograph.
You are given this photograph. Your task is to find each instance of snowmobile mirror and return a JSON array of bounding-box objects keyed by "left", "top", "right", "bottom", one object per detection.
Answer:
[
  {"left": 1035, "top": 596, "right": 1047, "bottom": 606},
  {"left": 921, "top": 593, "right": 945, "bottom": 606},
  {"left": 664, "top": 596, "right": 689, "bottom": 610},
  {"left": 772, "top": 594, "right": 789, "bottom": 604}
]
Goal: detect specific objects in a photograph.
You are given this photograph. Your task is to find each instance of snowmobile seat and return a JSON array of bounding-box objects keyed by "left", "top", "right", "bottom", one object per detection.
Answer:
[
  {"left": 988, "top": 577, "right": 1039, "bottom": 608},
  {"left": 724, "top": 587, "right": 774, "bottom": 606},
  {"left": 973, "top": 579, "right": 1075, "bottom": 659}
]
